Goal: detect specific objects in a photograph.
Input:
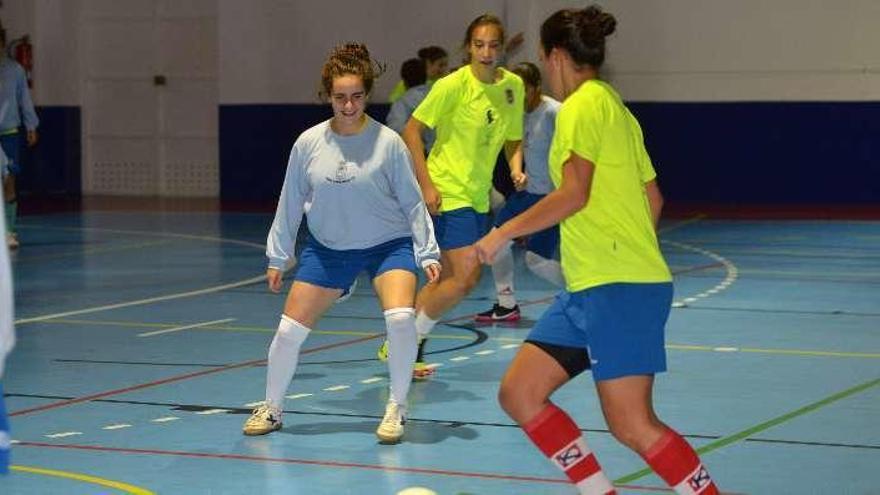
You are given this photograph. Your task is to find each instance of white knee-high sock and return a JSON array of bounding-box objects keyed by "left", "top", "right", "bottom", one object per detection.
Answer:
[
  {"left": 492, "top": 239, "right": 516, "bottom": 308},
  {"left": 525, "top": 251, "right": 565, "bottom": 288},
  {"left": 265, "top": 315, "right": 311, "bottom": 409},
  {"left": 384, "top": 307, "right": 418, "bottom": 405},
  {"left": 414, "top": 311, "right": 438, "bottom": 339}
]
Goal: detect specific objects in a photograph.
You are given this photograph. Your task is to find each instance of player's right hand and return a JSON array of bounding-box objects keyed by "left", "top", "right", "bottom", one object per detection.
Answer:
[
  {"left": 422, "top": 184, "right": 442, "bottom": 215},
  {"left": 266, "top": 268, "right": 283, "bottom": 293}
]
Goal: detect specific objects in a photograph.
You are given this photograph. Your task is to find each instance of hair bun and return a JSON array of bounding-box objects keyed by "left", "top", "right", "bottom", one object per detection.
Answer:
[
  {"left": 333, "top": 43, "right": 371, "bottom": 63},
  {"left": 580, "top": 5, "right": 616, "bottom": 38}
]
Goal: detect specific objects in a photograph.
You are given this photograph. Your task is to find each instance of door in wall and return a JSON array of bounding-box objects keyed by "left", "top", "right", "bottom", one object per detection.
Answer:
[{"left": 82, "top": 0, "right": 218, "bottom": 197}]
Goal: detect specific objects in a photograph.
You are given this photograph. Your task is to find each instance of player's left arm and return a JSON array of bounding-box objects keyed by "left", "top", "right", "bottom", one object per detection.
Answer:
[
  {"left": 644, "top": 179, "right": 663, "bottom": 230},
  {"left": 504, "top": 140, "right": 526, "bottom": 190}
]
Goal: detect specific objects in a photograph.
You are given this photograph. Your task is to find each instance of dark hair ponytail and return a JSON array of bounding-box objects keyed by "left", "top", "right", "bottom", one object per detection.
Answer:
[{"left": 540, "top": 5, "right": 616, "bottom": 69}]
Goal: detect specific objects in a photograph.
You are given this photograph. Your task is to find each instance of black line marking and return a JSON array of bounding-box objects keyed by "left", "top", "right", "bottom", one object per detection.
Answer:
[
  {"left": 14, "top": 392, "right": 880, "bottom": 450},
  {"left": 301, "top": 322, "right": 489, "bottom": 365},
  {"left": 3, "top": 392, "right": 719, "bottom": 441}
]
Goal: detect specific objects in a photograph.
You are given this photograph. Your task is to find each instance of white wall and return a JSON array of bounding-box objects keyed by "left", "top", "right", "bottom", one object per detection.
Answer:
[
  {"left": 8, "top": 0, "right": 880, "bottom": 106},
  {"left": 218, "top": 0, "right": 506, "bottom": 104},
  {"left": 0, "top": 0, "right": 81, "bottom": 106},
  {"left": 219, "top": 0, "right": 880, "bottom": 103}
]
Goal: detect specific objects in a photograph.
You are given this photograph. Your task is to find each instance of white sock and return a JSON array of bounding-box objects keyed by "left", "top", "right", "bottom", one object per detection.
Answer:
[
  {"left": 492, "top": 239, "right": 516, "bottom": 308},
  {"left": 414, "top": 311, "right": 438, "bottom": 339},
  {"left": 384, "top": 307, "right": 417, "bottom": 405},
  {"left": 525, "top": 251, "right": 565, "bottom": 288},
  {"left": 265, "top": 315, "right": 311, "bottom": 409}
]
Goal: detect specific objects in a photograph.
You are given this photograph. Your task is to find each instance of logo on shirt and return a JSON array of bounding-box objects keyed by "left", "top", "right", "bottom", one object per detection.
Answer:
[
  {"left": 326, "top": 160, "right": 356, "bottom": 184},
  {"left": 505, "top": 88, "right": 514, "bottom": 104},
  {"left": 486, "top": 109, "right": 495, "bottom": 125}
]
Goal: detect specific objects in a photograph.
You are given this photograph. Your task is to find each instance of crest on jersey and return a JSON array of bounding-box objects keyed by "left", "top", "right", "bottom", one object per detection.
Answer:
[
  {"left": 506, "top": 88, "right": 514, "bottom": 104},
  {"left": 327, "top": 160, "right": 356, "bottom": 184}
]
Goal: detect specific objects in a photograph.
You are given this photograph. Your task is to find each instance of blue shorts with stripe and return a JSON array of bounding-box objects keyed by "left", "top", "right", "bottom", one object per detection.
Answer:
[
  {"left": 527, "top": 282, "right": 673, "bottom": 381},
  {"left": 432, "top": 207, "right": 489, "bottom": 250},
  {"left": 494, "top": 191, "right": 559, "bottom": 259},
  {"left": 293, "top": 234, "right": 417, "bottom": 291}
]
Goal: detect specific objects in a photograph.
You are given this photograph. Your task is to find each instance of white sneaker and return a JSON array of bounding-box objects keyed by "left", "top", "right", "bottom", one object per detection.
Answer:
[
  {"left": 376, "top": 400, "right": 406, "bottom": 443},
  {"left": 6, "top": 233, "right": 19, "bottom": 250},
  {"left": 242, "top": 404, "right": 283, "bottom": 436}
]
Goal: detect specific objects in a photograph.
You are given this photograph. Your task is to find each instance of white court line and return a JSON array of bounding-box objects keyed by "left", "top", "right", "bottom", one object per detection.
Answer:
[
  {"left": 323, "top": 385, "right": 350, "bottom": 392},
  {"left": 15, "top": 224, "right": 268, "bottom": 325},
  {"left": 102, "top": 424, "right": 132, "bottom": 430},
  {"left": 45, "top": 432, "right": 83, "bottom": 439},
  {"left": 151, "top": 417, "right": 180, "bottom": 423},
  {"left": 137, "top": 318, "right": 237, "bottom": 337},
  {"left": 360, "top": 377, "right": 384, "bottom": 384},
  {"left": 195, "top": 409, "right": 230, "bottom": 415},
  {"left": 285, "top": 393, "right": 313, "bottom": 399},
  {"left": 15, "top": 276, "right": 265, "bottom": 325}
]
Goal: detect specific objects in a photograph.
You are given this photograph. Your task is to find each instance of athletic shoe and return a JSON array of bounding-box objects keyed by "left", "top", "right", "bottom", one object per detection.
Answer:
[
  {"left": 412, "top": 338, "right": 434, "bottom": 378},
  {"left": 242, "top": 404, "right": 283, "bottom": 436},
  {"left": 379, "top": 338, "right": 434, "bottom": 377},
  {"left": 376, "top": 339, "right": 389, "bottom": 362},
  {"left": 6, "top": 233, "right": 19, "bottom": 250},
  {"left": 474, "top": 303, "right": 521, "bottom": 322},
  {"left": 335, "top": 278, "right": 358, "bottom": 304},
  {"left": 375, "top": 400, "right": 407, "bottom": 443}
]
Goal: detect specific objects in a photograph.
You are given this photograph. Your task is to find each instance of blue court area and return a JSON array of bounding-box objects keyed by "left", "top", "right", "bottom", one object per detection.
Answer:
[{"left": 2, "top": 209, "right": 878, "bottom": 494}]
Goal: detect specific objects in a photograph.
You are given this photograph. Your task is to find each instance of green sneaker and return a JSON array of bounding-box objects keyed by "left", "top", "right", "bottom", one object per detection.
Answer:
[{"left": 377, "top": 339, "right": 389, "bottom": 362}]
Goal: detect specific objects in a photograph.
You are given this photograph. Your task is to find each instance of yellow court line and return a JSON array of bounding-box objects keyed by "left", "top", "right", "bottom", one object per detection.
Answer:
[
  {"left": 11, "top": 465, "right": 155, "bottom": 494},
  {"left": 43, "top": 319, "right": 879, "bottom": 356},
  {"left": 667, "top": 343, "right": 880, "bottom": 359},
  {"left": 46, "top": 318, "right": 481, "bottom": 340}
]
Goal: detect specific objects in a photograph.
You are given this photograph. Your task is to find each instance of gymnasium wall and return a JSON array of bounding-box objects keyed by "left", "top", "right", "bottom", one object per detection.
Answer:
[
  {"left": 7, "top": 0, "right": 879, "bottom": 205},
  {"left": 218, "top": 0, "right": 879, "bottom": 204}
]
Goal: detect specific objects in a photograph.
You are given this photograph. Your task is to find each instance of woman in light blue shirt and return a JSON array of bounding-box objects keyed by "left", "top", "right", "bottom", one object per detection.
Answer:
[
  {"left": 0, "top": 30, "right": 39, "bottom": 250},
  {"left": 243, "top": 44, "right": 441, "bottom": 445}
]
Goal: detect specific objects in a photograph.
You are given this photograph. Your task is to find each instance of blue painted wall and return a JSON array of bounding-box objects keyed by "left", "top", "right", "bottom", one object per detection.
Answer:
[
  {"left": 219, "top": 102, "right": 879, "bottom": 204},
  {"left": 18, "top": 102, "right": 878, "bottom": 205},
  {"left": 18, "top": 106, "right": 81, "bottom": 199}
]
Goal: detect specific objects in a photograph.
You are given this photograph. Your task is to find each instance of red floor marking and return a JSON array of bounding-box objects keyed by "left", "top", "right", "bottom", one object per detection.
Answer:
[
  {"left": 15, "top": 441, "right": 674, "bottom": 492},
  {"left": 10, "top": 333, "right": 383, "bottom": 417}
]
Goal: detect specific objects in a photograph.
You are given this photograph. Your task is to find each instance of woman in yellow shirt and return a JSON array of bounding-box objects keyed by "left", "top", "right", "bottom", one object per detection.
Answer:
[
  {"left": 378, "top": 14, "right": 526, "bottom": 377},
  {"left": 476, "top": 6, "right": 719, "bottom": 494}
]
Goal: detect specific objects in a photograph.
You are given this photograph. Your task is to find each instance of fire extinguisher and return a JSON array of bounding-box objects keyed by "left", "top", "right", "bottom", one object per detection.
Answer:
[{"left": 8, "top": 35, "right": 33, "bottom": 88}]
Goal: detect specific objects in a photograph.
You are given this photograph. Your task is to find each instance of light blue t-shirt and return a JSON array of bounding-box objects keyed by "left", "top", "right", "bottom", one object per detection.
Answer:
[
  {"left": 0, "top": 58, "right": 38, "bottom": 132},
  {"left": 385, "top": 84, "right": 435, "bottom": 152},
  {"left": 524, "top": 95, "right": 561, "bottom": 195},
  {"left": 266, "top": 117, "right": 439, "bottom": 270}
]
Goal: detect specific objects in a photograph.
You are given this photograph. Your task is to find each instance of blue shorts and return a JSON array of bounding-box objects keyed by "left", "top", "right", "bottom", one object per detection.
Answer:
[
  {"left": 432, "top": 207, "right": 489, "bottom": 250},
  {"left": 527, "top": 282, "right": 673, "bottom": 381},
  {"left": 494, "top": 191, "right": 559, "bottom": 259},
  {"left": 293, "top": 235, "right": 418, "bottom": 290},
  {"left": 0, "top": 133, "right": 21, "bottom": 176}
]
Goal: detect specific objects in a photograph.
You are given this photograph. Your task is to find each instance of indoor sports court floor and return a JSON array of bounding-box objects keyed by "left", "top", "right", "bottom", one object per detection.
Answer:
[{"left": 2, "top": 204, "right": 878, "bottom": 494}]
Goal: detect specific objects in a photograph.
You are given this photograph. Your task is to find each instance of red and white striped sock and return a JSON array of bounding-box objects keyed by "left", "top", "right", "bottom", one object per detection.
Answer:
[
  {"left": 642, "top": 429, "right": 719, "bottom": 494},
  {"left": 523, "top": 404, "right": 616, "bottom": 495}
]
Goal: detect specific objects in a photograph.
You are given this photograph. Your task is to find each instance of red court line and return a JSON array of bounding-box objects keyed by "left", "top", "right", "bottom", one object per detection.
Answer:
[
  {"left": 10, "top": 333, "right": 383, "bottom": 417},
  {"left": 15, "top": 441, "right": 673, "bottom": 492}
]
